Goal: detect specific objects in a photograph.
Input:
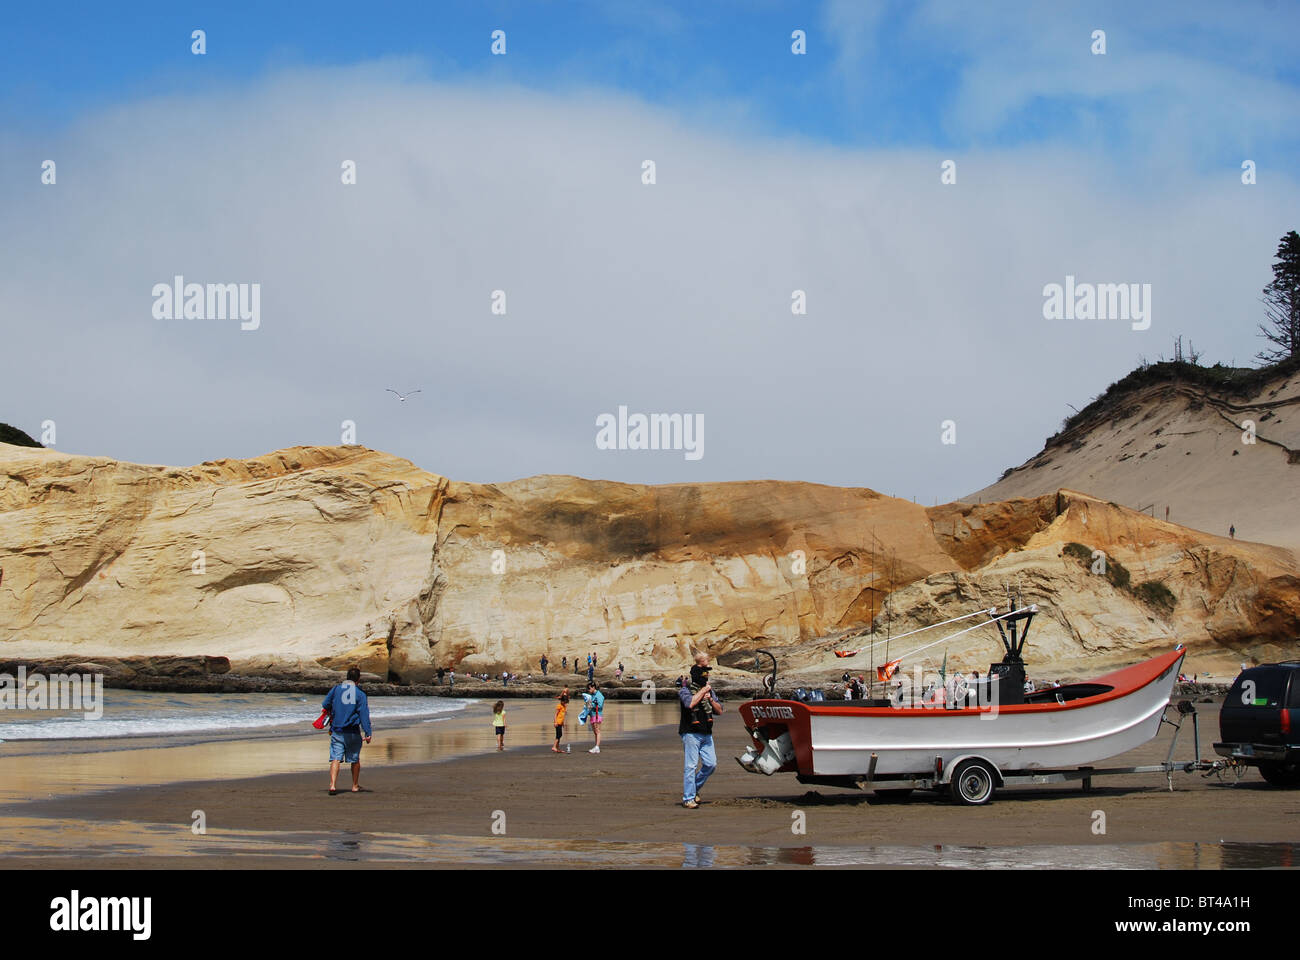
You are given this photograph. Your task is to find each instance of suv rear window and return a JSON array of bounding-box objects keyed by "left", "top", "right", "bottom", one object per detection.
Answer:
[{"left": 1227, "top": 668, "right": 1292, "bottom": 708}]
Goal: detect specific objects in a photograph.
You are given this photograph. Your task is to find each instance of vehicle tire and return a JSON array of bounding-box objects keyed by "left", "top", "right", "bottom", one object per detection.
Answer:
[
  {"left": 872, "top": 788, "right": 913, "bottom": 802},
  {"left": 1258, "top": 762, "right": 1300, "bottom": 787},
  {"left": 950, "top": 759, "right": 997, "bottom": 806}
]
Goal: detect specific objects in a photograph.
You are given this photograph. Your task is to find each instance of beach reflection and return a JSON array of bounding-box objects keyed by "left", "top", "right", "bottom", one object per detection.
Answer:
[
  {"left": 0, "top": 699, "right": 676, "bottom": 802},
  {"left": 0, "top": 815, "right": 1294, "bottom": 869}
]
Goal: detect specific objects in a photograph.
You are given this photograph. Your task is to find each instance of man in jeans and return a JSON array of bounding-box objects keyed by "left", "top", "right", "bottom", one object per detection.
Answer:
[
  {"left": 321, "top": 666, "right": 373, "bottom": 795},
  {"left": 679, "top": 652, "right": 723, "bottom": 809}
]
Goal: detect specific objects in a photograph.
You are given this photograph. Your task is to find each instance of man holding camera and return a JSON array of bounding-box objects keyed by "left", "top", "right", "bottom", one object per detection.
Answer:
[{"left": 679, "top": 651, "right": 723, "bottom": 809}]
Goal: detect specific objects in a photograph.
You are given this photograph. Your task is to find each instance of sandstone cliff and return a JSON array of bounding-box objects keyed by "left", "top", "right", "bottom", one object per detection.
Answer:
[{"left": 2, "top": 441, "right": 1297, "bottom": 683}]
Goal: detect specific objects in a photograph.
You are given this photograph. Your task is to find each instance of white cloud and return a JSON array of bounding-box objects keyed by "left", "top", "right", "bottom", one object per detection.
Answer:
[{"left": 1, "top": 66, "right": 1295, "bottom": 505}]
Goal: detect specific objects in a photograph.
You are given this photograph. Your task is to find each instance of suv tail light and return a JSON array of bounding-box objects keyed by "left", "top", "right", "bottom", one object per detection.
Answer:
[{"left": 1283, "top": 708, "right": 1292, "bottom": 735}]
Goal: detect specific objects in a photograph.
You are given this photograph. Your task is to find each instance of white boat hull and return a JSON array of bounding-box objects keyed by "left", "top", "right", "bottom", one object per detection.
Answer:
[{"left": 739, "top": 648, "right": 1185, "bottom": 779}]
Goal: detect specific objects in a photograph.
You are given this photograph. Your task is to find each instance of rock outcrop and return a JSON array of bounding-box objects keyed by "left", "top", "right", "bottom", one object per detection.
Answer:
[{"left": 2, "top": 441, "right": 1297, "bottom": 682}]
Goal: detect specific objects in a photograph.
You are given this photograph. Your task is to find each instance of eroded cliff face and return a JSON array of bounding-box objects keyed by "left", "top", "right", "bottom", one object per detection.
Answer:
[
  {"left": 0, "top": 444, "right": 448, "bottom": 680},
  {"left": 2, "top": 442, "right": 1297, "bottom": 682},
  {"left": 875, "top": 493, "right": 1300, "bottom": 679}
]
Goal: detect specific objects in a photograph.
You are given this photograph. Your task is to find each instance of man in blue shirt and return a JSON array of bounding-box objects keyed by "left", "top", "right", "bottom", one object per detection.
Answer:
[
  {"left": 679, "top": 652, "right": 723, "bottom": 809},
  {"left": 321, "top": 666, "right": 373, "bottom": 795}
]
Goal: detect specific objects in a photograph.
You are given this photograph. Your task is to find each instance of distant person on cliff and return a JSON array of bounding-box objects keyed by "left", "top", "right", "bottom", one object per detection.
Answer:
[
  {"left": 540, "top": 654, "right": 549, "bottom": 677},
  {"left": 587, "top": 659, "right": 595, "bottom": 683},
  {"left": 583, "top": 681, "right": 605, "bottom": 753},
  {"left": 493, "top": 700, "right": 507, "bottom": 751},
  {"left": 553, "top": 691, "right": 569, "bottom": 753},
  {"left": 561, "top": 656, "right": 567, "bottom": 672},
  {"left": 1229, "top": 525, "right": 1236, "bottom": 539},
  {"left": 322, "top": 666, "right": 372, "bottom": 796},
  {"left": 679, "top": 652, "right": 723, "bottom": 809}
]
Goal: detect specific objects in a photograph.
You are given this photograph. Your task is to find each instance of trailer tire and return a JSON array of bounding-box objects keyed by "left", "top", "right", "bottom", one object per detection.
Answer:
[{"left": 950, "top": 758, "right": 997, "bottom": 806}]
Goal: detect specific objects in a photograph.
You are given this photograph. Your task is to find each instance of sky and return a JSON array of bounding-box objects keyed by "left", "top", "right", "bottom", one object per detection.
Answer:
[{"left": 2, "top": 1, "right": 1298, "bottom": 503}]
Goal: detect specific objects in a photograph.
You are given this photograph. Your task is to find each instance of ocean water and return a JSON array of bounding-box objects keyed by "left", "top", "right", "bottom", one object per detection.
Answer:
[
  {"left": 0, "top": 689, "right": 474, "bottom": 742},
  {"left": 0, "top": 695, "right": 669, "bottom": 802}
]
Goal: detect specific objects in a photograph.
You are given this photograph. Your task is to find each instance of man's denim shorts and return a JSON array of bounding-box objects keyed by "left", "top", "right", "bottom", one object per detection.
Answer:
[{"left": 329, "top": 728, "right": 363, "bottom": 763}]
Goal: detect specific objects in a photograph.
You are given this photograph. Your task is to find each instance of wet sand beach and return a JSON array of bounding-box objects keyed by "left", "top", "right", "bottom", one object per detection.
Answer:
[{"left": 2, "top": 699, "right": 1299, "bottom": 868}]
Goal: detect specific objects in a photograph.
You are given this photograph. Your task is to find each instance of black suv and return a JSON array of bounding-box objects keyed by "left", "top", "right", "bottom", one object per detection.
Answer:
[{"left": 1215, "top": 662, "right": 1300, "bottom": 786}]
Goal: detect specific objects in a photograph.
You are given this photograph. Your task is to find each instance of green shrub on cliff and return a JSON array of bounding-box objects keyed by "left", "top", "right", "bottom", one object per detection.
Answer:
[
  {"left": 1063, "top": 542, "right": 1093, "bottom": 564},
  {"left": 1134, "top": 580, "right": 1177, "bottom": 615},
  {"left": 0, "top": 423, "right": 41, "bottom": 448},
  {"left": 1063, "top": 542, "right": 1174, "bottom": 613}
]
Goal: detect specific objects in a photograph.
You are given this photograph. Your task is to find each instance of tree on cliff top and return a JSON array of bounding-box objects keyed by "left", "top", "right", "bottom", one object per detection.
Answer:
[
  {"left": 1258, "top": 230, "right": 1300, "bottom": 364},
  {"left": 0, "top": 422, "right": 42, "bottom": 447}
]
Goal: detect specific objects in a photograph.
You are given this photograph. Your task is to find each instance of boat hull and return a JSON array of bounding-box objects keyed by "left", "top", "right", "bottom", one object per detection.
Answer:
[{"left": 739, "top": 648, "right": 1185, "bottom": 778}]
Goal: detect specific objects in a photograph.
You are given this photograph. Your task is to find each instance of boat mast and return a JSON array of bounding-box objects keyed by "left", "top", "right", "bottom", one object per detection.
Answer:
[
  {"left": 884, "top": 549, "right": 894, "bottom": 680},
  {"left": 868, "top": 528, "right": 875, "bottom": 691}
]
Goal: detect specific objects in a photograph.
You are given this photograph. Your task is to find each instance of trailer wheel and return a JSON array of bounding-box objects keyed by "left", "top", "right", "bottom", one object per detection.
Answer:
[
  {"left": 950, "top": 759, "right": 997, "bottom": 806},
  {"left": 1259, "top": 762, "right": 1300, "bottom": 787}
]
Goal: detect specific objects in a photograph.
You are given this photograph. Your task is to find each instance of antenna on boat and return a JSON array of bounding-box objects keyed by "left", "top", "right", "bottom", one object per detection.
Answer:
[{"left": 883, "top": 549, "right": 894, "bottom": 681}]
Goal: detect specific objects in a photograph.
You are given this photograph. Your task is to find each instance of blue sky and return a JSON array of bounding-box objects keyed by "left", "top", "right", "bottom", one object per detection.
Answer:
[
  {"left": 6, "top": 1, "right": 1297, "bottom": 163},
  {"left": 2, "top": 2, "right": 1298, "bottom": 497}
]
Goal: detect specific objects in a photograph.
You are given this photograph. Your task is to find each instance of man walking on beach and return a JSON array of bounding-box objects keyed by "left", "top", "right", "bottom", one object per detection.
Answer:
[
  {"left": 679, "top": 652, "right": 723, "bottom": 809},
  {"left": 322, "top": 666, "right": 373, "bottom": 796}
]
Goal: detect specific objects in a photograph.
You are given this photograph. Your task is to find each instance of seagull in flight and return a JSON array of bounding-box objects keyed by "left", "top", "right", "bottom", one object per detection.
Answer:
[{"left": 386, "top": 389, "right": 422, "bottom": 402}]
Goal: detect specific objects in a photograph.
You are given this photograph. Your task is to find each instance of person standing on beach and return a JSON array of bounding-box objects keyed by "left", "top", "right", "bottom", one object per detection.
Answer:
[
  {"left": 493, "top": 700, "right": 507, "bottom": 751},
  {"left": 587, "top": 657, "right": 595, "bottom": 683},
  {"left": 679, "top": 652, "right": 723, "bottom": 809},
  {"left": 322, "top": 666, "right": 373, "bottom": 796},
  {"left": 540, "top": 654, "right": 549, "bottom": 677},
  {"left": 553, "top": 691, "right": 569, "bottom": 753},
  {"left": 584, "top": 681, "right": 605, "bottom": 753},
  {"left": 562, "top": 656, "right": 567, "bottom": 672}
]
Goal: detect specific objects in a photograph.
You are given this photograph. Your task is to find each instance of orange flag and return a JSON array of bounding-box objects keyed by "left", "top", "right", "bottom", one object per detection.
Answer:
[{"left": 876, "top": 658, "right": 902, "bottom": 682}]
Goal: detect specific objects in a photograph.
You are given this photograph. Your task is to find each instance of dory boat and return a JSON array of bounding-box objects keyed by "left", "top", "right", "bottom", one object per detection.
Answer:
[{"left": 736, "top": 603, "right": 1186, "bottom": 804}]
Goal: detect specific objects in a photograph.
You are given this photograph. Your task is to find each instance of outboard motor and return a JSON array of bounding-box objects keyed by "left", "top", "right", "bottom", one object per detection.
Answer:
[
  {"left": 753, "top": 731, "right": 795, "bottom": 775},
  {"left": 738, "top": 727, "right": 796, "bottom": 775}
]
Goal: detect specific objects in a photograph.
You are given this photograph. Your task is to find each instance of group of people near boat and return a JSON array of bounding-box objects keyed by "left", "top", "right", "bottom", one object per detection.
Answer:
[{"left": 315, "top": 656, "right": 719, "bottom": 806}]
